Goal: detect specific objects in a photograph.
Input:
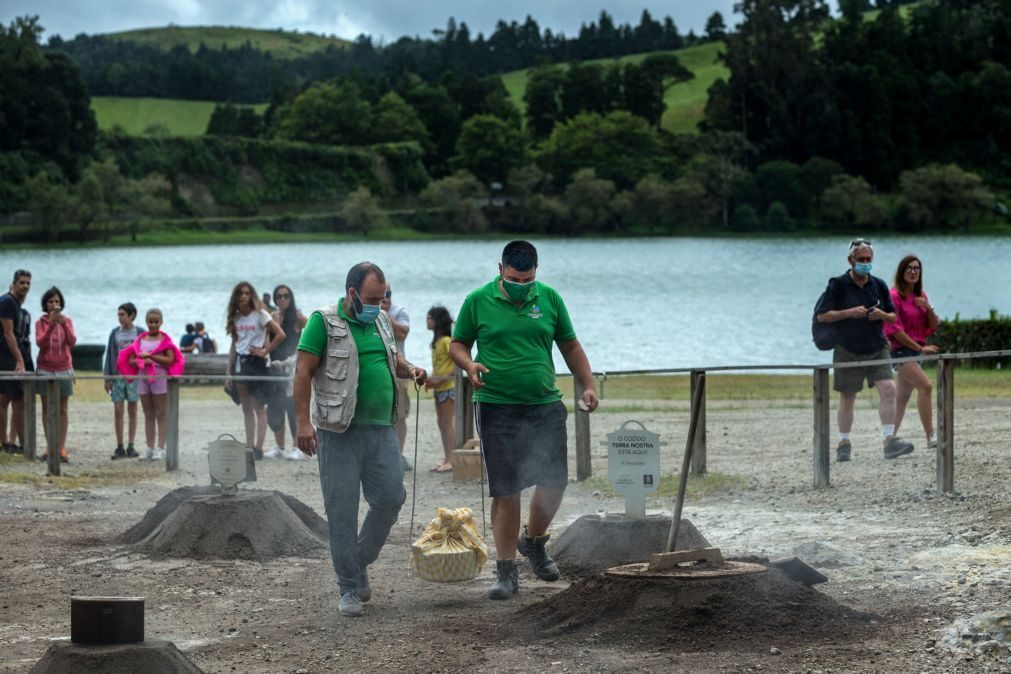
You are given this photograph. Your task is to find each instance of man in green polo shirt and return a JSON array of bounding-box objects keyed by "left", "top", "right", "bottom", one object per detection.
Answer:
[
  {"left": 451, "top": 240, "right": 598, "bottom": 600},
  {"left": 293, "top": 262, "right": 426, "bottom": 618}
]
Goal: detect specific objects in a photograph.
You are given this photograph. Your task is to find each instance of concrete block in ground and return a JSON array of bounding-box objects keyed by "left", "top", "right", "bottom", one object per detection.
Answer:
[
  {"left": 549, "top": 514, "right": 711, "bottom": 576},
  {"left": 31, "top": 640, "right": 203, "bottom": 673}
]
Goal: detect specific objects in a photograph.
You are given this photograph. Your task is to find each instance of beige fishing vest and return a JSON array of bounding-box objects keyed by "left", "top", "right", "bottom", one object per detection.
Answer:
[{"left": 311, "top": 303, "right": 399, "bottom": 433}]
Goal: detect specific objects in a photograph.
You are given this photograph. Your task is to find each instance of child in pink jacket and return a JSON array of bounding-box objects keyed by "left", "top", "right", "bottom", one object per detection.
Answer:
[
  {"left": 36, "top": 286, "right": 76, "bottom": 463},
  {"left": 117, "top": 308, "right": 185, "bottom": 460}
]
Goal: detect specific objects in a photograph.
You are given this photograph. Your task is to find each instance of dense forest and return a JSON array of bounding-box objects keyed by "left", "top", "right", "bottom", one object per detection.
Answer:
[{"left": 1, "top": 0, "right": 1007, "bottom": 243}]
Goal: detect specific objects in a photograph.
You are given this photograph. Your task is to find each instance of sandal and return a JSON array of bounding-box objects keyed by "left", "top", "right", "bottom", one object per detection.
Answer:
[{"left": 430, "top": 462, "right": 454, "bottom": 473}]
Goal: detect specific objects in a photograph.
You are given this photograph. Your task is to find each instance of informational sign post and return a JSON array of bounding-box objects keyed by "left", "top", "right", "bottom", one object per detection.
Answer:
[
  {"left": 207, "top": 434, "right": 256, "bottom": 494},
  {"left": 605, "top": 421, "right": 662, "bottom": 519}
]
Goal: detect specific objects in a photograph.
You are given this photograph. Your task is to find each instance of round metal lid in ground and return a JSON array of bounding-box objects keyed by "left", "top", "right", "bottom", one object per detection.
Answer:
[{"left": 604, "top": 560, "right": 768, "bottom": 581}]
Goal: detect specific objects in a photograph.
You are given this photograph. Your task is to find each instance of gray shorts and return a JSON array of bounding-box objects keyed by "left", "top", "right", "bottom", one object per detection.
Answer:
[{"left": 833, "top": 346, "right": 892, "bottom": 393}]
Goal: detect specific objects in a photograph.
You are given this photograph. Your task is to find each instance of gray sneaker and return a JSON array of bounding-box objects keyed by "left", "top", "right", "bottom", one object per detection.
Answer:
[
  {"left": 836, "top": 439, "right": 852, "bottom": 463},
  {"left": 339, "top": 591, "right": 364, "bottom": 617},
  {"left": 488, "top": 560, "right": 519, "bottom": 600},
  {"left": 883, "top": 435, "right": 914, "bottom": 459},
  {"left": 357, "top": 568, "right": 371, "bottom": 603},
  {"left": 516, "top": 526, "right": 560, "bottom": 581}
]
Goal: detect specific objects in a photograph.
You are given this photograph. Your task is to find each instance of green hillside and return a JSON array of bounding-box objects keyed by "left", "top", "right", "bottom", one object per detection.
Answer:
[
  {"left": 501, "top": 41, "right": 727, "bottom": 135},
  {"left": 91, "top": 97, "right": 268, "bottom": 136},
  {"left": 105, "top": 25, "right": 348, "bottom": 58}
]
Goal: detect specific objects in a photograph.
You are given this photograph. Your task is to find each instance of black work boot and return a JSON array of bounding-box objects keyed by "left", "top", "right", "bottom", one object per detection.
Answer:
[
  {"left": 488, "top": 560, "right": 519, "bottom": 600},
  {"left": 517, "top": 525, "right": 560, "bottom": 581}
]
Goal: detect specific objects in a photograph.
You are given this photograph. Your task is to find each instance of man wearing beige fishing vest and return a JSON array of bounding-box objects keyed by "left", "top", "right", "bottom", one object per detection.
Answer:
[{"left": 293, "top": 262, "right": 427, "bottom": 618}]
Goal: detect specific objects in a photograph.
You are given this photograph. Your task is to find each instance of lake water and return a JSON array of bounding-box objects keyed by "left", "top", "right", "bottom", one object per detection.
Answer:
[{"left": 2, "top": 237, "right": 1009, "bottom": 372}]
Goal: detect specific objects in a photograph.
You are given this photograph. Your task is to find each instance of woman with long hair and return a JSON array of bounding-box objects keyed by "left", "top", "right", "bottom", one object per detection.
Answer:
[
  {"left": 225, "top": 281, "right": 285, "bottom": 459},
  {"left": 424, "top": 305, "right": 457, "bottom": 473},
  {"left": 884, "top": 255, "right": 940, "bottom": 447},
  {"left": 36, "top": 286, "right": 75, "bottom": 463},
  {"left": 267, "top": 284, "right": 307, "bottom": 460}
]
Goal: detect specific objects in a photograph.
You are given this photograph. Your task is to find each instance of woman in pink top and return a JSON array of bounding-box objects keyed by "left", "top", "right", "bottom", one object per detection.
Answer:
[
  {"left": 884, "top": 255, "right": 940, "bottom": 448},
  {"left": 35, "top": 287, "right": 76, "bottom": 463}
]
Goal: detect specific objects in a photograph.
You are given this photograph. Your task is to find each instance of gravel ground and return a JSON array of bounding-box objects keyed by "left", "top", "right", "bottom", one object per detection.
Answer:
[{"left": 1, "top": 391, "right": 1010, "bottom": 672}]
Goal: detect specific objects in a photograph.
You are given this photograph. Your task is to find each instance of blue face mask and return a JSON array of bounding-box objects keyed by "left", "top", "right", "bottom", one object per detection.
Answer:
[
  {"left": 854, "top": 262, "right": 872, "bottom": 277},
  {"left": 351, "top": 289, "right": 381, "bottom": 324}
]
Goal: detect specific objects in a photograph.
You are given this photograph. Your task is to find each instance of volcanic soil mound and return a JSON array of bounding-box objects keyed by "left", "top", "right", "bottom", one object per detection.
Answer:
[
  {"left": 515, "top": 567, "right": 874, "bottom": 651},
  {"left": 120, "top": 486, "right": 328, "bottom": 561},
  {"left": 30, "top": 640, "right": 204, "bottom": 673}
]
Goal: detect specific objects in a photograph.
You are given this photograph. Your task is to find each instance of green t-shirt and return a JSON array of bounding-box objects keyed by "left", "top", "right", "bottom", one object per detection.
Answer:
[
  {"left": 297, "top": 303, "right": 395, "bottom": 426},
  {"left": 453, "top": 277, "right": 576, "bottom": 405}
]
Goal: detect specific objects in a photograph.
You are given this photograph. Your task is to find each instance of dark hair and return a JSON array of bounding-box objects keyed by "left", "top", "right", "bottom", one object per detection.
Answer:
[
  {"left": 226, "top": 281, "right": 261, "bottom": 338},
  {"left": 273, "top": 284, "right": 299, "bottom": 334},
  {"left": 40, "top": 286, "right": 65, "bottom": 313},
  {"left": 894, "top": 255, "right": 923, "bottom": 299},
  {"left": 185, "top": 323, "right": 195, "bottom": 332},
  {"left": 195, "top": 321, "right": 205, "bottom": 331},
  {"left": 118, "top": 302, "right": 137, "bottom": 319},
  {"left": 427, "top": 305, "right": 454, "bottom": 347},
  {"left": 502, "top": 240, "right": 538, "bottom": 271},
  {"left": 345, "top": 262, "right": 385, "bottom": 293},
  {"left": 13, "top": 269, "right": 31, "bottom": 283}
]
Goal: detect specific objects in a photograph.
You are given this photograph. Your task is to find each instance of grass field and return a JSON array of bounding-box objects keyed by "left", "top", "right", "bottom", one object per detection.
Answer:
[
  {"left": 500, "top": 41, "right": 727, "bottom": 135},
  {"left": 91, "top": 97, "right": 268, "bottom": 136},
  {"left": 105, "top": 25, "right": 348, "bottom": 58}
]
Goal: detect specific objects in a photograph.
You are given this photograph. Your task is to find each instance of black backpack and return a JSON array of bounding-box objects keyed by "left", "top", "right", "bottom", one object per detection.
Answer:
[{"left": 812, "top": 276, "right": 844, "bottom": 351}]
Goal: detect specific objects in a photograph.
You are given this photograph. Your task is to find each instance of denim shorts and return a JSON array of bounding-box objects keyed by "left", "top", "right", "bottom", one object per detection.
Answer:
[
  {"left": 434, "top": 390, "right": 456, "bottom": 404},
  {"left": 890, "top": 346, "right": 922, "bottom": 371},
  {"left": 110, "top": 379, "right": 139, "bottom": 403}
]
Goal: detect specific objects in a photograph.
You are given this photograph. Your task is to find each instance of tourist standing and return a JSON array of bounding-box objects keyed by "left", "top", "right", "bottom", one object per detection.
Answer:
[
  {"left": 293, "top": 262, "right": 426, "bottom": 617},
  {"left": 117, "top": 309, "right": 184, "bottom": 460},
  {"left": 814, "top": 239, "right": 914, "bottom": 462},
  {"left": 450, "top": 240, "right": 599, "bottom": 600},
  {"left": 226, "top": 282, "right": 285, "bottom": 460},
  {"left": 0, "top": 271, "right": 32, "bottom": 454},
  {"left": 179, "top": 324, "right": 198, "bottom": 353},
  {"left": 885, "top": 255, "right": 940, "bottom": 447},
  {"left": 424, "top": 306, "right": 456, "bottom": 473},
  {"left": 194, "top": 322, "right": 216, "bottom": 353},
  {"left": 105, "top": 302, "right": 142, "bottom": 459},
  {"left": 36, "top": 287, "right": 75, "bottom": 463},
  {"left": 381, "top": 282, "right": 412, "bottom": 471},
  {"left": 267, "top": 284, "right": 307, "bottom": 460}
]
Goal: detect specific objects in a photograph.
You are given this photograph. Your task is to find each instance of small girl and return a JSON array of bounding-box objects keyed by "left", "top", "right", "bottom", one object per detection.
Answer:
[
  {"left": 117, "top": 308, "right": 185, "bottom": 460},
  {"left": 424, "top": 306, "right": 457, "bottom": 473}
]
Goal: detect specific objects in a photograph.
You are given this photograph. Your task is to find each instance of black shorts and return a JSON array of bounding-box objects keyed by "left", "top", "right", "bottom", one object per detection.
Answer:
[
  {"left": 478, "top": 401, "right": 568, "bottom": 497},
  {"left": 0, "top": 358, "right": 30, "bottom": 399},
  {"left": 237, "top": 355, "right": 273, "bottom": 404}
]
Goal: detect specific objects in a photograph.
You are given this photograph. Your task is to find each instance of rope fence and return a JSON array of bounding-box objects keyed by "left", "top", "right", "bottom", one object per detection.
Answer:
[{"left": 2, "top": 349, "right": 1009, "bottom": 487}]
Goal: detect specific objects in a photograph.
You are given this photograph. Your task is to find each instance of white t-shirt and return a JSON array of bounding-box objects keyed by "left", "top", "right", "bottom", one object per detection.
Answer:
[
  {"left": 388, "top": 304, "right": 409, "bottom": 355},
  {"left": 233, "top": 309, "right": 272, "bottom": 355}
]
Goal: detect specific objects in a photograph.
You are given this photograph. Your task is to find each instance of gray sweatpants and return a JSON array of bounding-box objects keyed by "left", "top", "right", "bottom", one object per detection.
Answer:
[{"left": 316, "top": 424, "right": 406, "bottom": 595}]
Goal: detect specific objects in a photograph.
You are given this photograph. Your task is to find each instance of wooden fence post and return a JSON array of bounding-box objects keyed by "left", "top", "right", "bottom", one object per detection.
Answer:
[
  {"left": 936, "top": 356, "right": 955, "bottom": 493},
  {"left": 165, "top": 379, "right": 180, "bottom": 471},
  {"left": 690, "top": 370, "right": 707, "bottom": 476},
  {"left": 813, "top": 367, "right": 831, "bottom": 488},
  {"left": 45, "top": 380, "right": 61, "bottom": 476},
  {"left": 22, "top": 378, "right": 36, "bottom": 461},
  {"left": 574, "top": 378, "right": 591, "bottom": 481},
  {"left": 454, "top": 370, "right": 474, "bottom": 449}
]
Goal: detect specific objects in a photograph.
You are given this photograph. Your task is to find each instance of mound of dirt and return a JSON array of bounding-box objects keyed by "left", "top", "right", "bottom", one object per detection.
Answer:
[
  {"left": 550, "top": 514, "right": 711, "bottom": 576},
  {"left": 515, "top": 567, "right": 873, "bottom": 651},
  {"left": 123, "top": 488, "right": 327, "bottom": 561},
  {"left": 120, "top": 486, "right": 328, "bottom": 544},
  {"left": 31, "top": 640, "right": 203, "bottom": 673}
]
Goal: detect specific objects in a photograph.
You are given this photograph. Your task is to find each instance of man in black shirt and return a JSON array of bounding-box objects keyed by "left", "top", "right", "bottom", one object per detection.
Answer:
[
  {"left": 816, "top": 240, "right": 914, "bottom": 462},
  {"left": 0, "top": 270, "right": 32, "bottom": 453}
]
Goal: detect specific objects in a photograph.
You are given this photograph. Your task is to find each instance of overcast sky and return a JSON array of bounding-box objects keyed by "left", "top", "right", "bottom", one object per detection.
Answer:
[{"left": 3, "top": 1, "right": 740, "bottom": 44}]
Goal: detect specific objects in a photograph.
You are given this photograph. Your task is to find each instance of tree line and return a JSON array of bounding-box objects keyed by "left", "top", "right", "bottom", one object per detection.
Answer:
[{"left": 50, "top": 9, "right": 712, "bottom": 103}]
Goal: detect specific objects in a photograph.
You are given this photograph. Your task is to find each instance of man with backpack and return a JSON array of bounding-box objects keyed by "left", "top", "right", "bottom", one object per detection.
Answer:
[{"left": 814, "top": 239, "right": 914, "bottom": 462}]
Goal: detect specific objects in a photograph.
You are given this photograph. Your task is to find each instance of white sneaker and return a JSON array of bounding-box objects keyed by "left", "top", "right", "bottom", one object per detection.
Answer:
[
  {"left": 144, "top": 446, "right": 155, "bottom": 460},
  {"left": 153, "top": 448, "right": 166, "bottom": 460},
  {"left": 264, "top": 446, "right": 284, "bottom": 459},
  {"left": 927, "top": 433, "right": 938, "bottom": 449},
  {"left": 284, "top": 447, "right": 305, "bottom": 461}
]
